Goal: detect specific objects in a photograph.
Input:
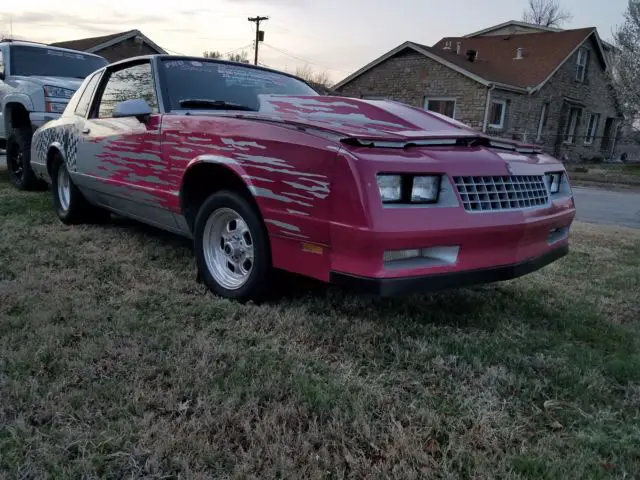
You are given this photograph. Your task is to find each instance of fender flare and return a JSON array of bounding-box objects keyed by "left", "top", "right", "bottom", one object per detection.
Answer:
[
  {"left": 2, "top": 94, "right": 35, "bottom": 132},
  {"left": 179, "top": 154, "right": 261, "bottom": 211},
  {"left": 45, "top": 141, "right": 66, "bottom": 175}
]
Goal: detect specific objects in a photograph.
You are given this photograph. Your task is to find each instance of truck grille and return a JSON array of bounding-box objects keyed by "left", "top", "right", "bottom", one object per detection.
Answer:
[{"left": 453, "top": 175, "right": 549, "bottom": 212}]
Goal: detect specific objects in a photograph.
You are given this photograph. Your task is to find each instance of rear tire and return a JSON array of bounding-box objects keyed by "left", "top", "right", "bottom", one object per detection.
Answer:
[
  {"left": 194, "top": 190, "right": 272, "bottom": 302},
  {"left": 51, "top": 153, "right": 109, "bottom": 225},
  {"left": 6, "top": 126, "right": 47, "bottom": 191}
]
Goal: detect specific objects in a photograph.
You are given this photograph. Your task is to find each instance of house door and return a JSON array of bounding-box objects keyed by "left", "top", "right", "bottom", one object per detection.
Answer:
[{"left": 600, "top": 118, "right": 615, "bottom": 158}]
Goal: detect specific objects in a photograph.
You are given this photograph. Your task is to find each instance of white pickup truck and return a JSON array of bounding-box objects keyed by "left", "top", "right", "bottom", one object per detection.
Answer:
[{"left": 0, "top": 39, "right": 107, "bottom": 189}]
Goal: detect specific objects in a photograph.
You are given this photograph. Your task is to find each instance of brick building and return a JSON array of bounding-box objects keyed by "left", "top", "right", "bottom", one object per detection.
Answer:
[
  {"left": 333, "top": 21, "right": 623, "bottom": 162},
  {"left": 50, "top": 29, "right": 166, "bottom": 63}
]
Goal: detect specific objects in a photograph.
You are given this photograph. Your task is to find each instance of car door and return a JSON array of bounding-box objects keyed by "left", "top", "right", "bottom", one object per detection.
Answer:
[{"left": 75, "top": 59, "right": 176, "bottom": 229}]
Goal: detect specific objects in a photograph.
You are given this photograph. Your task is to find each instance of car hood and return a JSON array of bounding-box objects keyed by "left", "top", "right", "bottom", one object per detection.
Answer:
[
  {"left": 249, "top": 95, "right": 525, "bottom": 147},
  {"left": 9, "top": 75, "right": 84, "bottom": 91}
]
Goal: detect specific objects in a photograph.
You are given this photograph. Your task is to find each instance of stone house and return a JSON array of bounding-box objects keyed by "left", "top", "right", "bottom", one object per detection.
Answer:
[
  {"left": 50, "top": 29, "right": 166, "bottom": 63},
  {"left": 333, "top": 21, "right": 623, "bottom": 162}
]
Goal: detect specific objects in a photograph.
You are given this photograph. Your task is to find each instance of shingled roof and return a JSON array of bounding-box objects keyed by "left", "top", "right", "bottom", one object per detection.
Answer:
[
  {"left": 334, "top": 26, "right": 608, "bottom": 93},
  {"left": 50, "top": 29, "right": 166, "bottom": 55},
  {"left": 428, "top": 28, "right": 603, "bottom": 89}
]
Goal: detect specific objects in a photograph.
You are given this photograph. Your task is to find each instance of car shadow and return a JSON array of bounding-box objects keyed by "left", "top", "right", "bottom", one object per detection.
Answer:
[{"left": 97, "top": 213, "right": 555, "bottom": 331}]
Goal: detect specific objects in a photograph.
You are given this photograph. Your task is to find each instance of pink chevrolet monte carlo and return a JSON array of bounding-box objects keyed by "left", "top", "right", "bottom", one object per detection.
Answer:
[{"left": 30, "top": 55, "right": 576, "bottom": 302}]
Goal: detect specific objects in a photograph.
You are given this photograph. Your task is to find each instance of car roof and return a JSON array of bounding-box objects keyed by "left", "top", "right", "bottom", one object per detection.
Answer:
[
  {"left": 0, "top": 39, "right": 106, "bottom": 59},
  {"left": 106, "top": 53, "right": 311, "bottom": 84}
]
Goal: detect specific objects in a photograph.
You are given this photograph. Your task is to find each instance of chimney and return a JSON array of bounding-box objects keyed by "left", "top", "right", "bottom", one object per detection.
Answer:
[
  {"left": 456, "top": 42, "right": 462, "bottom": 54},
  {"left": 516, "top": 47, "right": 524, "bottom": 59}
]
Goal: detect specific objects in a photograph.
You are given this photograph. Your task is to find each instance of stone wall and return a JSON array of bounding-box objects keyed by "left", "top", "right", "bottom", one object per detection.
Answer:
[{"left": 335, "top": 49, "right": 489, "bottom": 129}]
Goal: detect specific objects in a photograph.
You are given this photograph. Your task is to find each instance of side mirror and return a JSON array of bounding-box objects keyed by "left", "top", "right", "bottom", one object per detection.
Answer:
[
  {"left": 113, "top": 98, "right": 152, "bottom": 122},
  {"left": 0, "top": 70, "right": 5, "bottom": 81}
]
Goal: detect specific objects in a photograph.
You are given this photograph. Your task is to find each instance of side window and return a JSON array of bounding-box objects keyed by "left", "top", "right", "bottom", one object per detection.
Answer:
[
  {"left": 0, "top": 49, "right": 5, "bottom": 78},
  {"left": 74, "top": 72, "right": 101, "bottom": 117},
  {"left": 95, "top": 62, "right": 159, "bottom": 118}
]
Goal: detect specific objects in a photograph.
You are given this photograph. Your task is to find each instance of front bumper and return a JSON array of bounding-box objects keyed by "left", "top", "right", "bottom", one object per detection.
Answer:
[{"left": 330, "top": 243, "right": 568, "bottom": 296}]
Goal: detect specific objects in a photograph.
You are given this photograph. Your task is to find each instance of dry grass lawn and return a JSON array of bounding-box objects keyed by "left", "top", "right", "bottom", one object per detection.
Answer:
[
  {"left": 1, "top": 171, "right": 639, "bottom": 479},
  {"left": 568, "top": 163, "right": 640, "bottom": 191}
]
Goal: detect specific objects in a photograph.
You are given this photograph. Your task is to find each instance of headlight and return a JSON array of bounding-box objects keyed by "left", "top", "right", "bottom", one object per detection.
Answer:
[
  {"left": 411, "top": 175, "right": 440, "bottom": 203},
  {"left": 376, "top": 173, "right": 441, "bottom": 204},
  {"left": 43, "top": 85, "right": 75, "bottom": 99},
  {"left": 545, "top": 172, "right": 563, "bottom": 194},
  {"left": 376, "top": 174, "right": 402, "bottom": 202}
]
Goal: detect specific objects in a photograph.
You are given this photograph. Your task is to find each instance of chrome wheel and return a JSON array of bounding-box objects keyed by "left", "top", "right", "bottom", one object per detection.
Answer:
[
  {"left": 57, "top": 164, "right": 71, "bottom": 211},
  {"left": 203, "top": 207, "right": 254, "bottom": 290}
]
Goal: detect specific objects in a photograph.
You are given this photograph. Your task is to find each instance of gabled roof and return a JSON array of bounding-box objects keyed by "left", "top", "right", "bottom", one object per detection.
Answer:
[
  {"left": 334, "top": 27, "right": 607, "bottom": 93},
  {"left": 464, "top": 20, "right": 563, "bottom": 37},
  {"left": 431, "top": 27, "right": 605, "bottom": 90},
  {"left": 50, "top": 29, "right": 166, "bottom": 55}
]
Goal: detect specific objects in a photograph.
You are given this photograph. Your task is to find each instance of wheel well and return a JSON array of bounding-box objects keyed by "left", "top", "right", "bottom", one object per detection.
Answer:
[
  {"left": 5, "top": 102, "right": 31, "bottom": 132},
  {"left": 46, "top": 147, "right": 63, "bottom": 177},
  {"left": 181, "top": 163, "right": 258, "bottom": 233}
]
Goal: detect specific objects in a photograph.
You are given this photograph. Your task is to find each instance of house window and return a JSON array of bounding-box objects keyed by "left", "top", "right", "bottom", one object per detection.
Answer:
[
  {"left": 424, "top": 97, "right": 456, "bottom": 118},
  {"left": 488, "top": 99, "right": 507, "bottom": 129},
  {"left": 563, "top": 106, "right": 582, "bottom": 144},
  {"left": 576, "top": 47, "right": 589, "bottom": 82},
  {"left": 584, "top": 113, "right": 600, "bottom": 145},
  {"left": 536, "top": 102, "right": 548, "bottom": 141}
]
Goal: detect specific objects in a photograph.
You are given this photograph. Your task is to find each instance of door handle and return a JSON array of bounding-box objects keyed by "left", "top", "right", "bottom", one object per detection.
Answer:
[{"left": 82, "top": 127, "right": 91, "bottom": 134}]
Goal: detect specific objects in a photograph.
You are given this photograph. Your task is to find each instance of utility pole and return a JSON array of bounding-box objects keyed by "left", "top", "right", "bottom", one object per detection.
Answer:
[{"left": 248, "top": 15, "right": 268, "bottom": 65}]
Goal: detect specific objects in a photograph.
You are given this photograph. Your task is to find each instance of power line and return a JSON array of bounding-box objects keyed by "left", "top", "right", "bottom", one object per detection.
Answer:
[
  {"left": 261, "top": 43, "right": 338, "bottom": 73},
  {"left": 222, "top": 43, "right": 254, "bottom": 56},
  {"left": 248, "top": 15, "right": 268, "bottom": 65}
]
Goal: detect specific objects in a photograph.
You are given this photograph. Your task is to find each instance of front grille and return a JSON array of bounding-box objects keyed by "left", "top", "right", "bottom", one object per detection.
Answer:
[{"left": 453, "top": 175, "right": 549, "bottom": 212}]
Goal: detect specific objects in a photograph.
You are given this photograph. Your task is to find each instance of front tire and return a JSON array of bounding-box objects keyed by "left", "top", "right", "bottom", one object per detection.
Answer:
[
  {"left": 51, "top": 154, "right": 109, "bottom": 225},
  {"left": 6, "top": 127, "right": 46, "bottom": 191},
  {"left": 194, "top": 190, "right": 272, "bottom": 302}
]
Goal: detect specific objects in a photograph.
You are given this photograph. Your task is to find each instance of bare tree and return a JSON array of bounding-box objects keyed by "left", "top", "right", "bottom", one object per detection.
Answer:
[
  {"left": 294, "top": 64, "right": 333, "bottom": 89},
  {"left": 202, "top": 50, "right": 250, "bottom": 63},
  {"left": 522, "top": 0, "right": 572, "bottom": 28},
  {"left": 609, "top": 1, "right": 640, "bottom": 123}
]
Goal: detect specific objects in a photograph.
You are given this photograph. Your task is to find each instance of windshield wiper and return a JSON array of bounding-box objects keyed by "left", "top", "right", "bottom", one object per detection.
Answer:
[{"left": 178, "top": 99, "right": 257, "bottom": 111}]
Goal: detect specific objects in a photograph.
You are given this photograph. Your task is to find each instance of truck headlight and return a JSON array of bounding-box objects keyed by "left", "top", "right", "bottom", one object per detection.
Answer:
[
  {"left": 411, "top": 175, "right": 440, "bottom": 203},
  {"left": 43, "top": 85, "right": 75, "bottom": 99},
  {"left": 376, "top": 174, "right": 402, "bottom": 202},
  {"left": 546, "top": 172, "right": 563, "bottom": 194}
]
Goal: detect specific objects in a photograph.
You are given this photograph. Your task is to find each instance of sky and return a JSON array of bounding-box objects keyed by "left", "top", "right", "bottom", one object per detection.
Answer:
[{"left": 0, "top": 0, "right": 630, "bottom": 83}]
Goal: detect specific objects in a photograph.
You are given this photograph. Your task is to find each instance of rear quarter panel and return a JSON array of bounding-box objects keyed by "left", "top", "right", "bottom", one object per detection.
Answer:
[{"left": 164, "top": 114, "right": 346, "bottom": 280}]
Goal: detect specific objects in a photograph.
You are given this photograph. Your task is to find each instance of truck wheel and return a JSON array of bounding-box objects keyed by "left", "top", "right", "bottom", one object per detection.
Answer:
[
  {"left": 51, "top": 153, "right": 109, "bottom": 225},
  {"left": 194, "top": 190, "right": 273, "bottom": 302},
  {"left": 5, "top": 127, "right": 47, "bottom": 191}
]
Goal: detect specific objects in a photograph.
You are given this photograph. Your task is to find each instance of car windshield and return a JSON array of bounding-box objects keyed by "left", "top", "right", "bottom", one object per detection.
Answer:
[
  {"left": 10, "top": 46, "right": 108, "bottom": 78},
  {"left": 160, "top": 58, "right": 318, "bottom": 111}
]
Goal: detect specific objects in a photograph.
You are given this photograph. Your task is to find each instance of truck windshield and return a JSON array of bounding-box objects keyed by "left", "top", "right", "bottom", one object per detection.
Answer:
[
  {"left": 10, "top": 46, "right": 108, "bottom": 78},
  {"left": 160, "top": 58, "right": 319, "bottom": 111}
]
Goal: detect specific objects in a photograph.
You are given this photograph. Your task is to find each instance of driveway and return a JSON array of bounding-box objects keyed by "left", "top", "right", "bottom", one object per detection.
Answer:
[
  {"left": 0, "top": 152, "right": 637, "bottom": 228},
  {"left": 572, "top": 187, "right": 640, "bottom": 229}
]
